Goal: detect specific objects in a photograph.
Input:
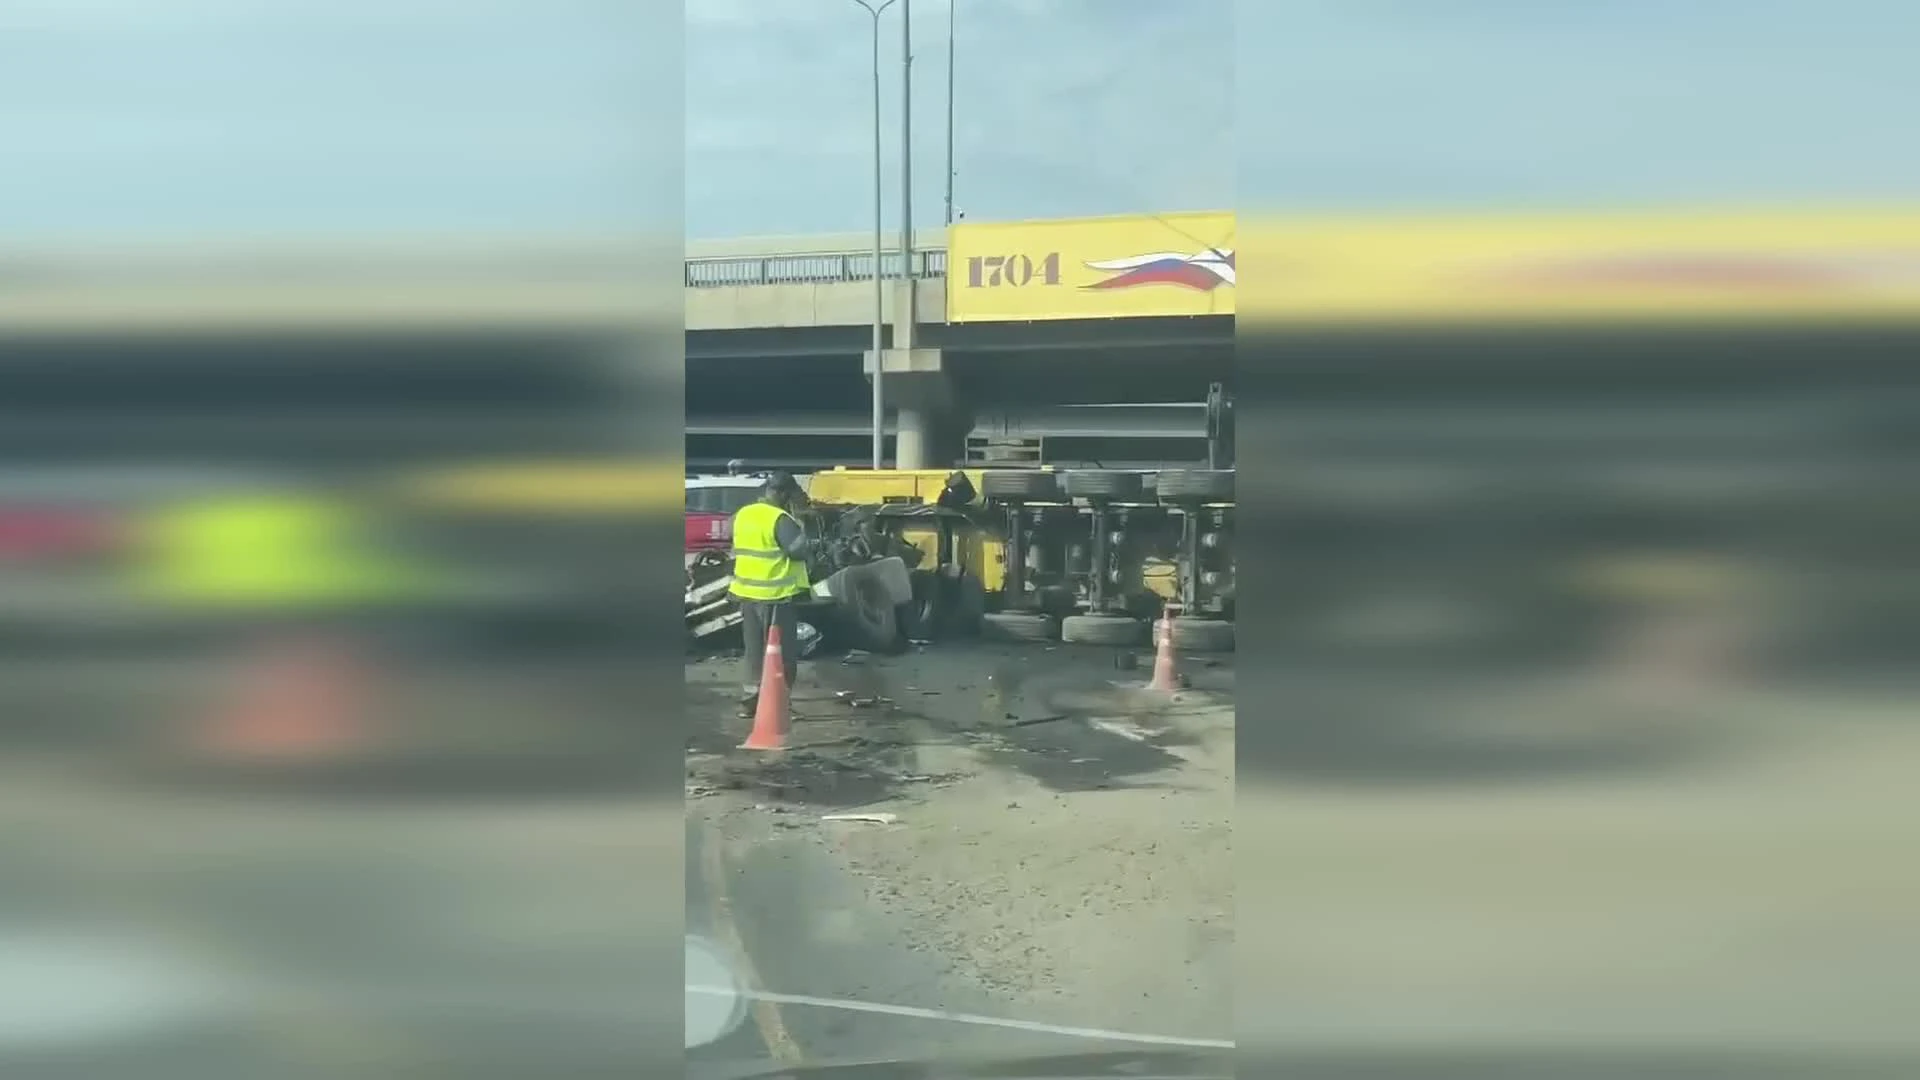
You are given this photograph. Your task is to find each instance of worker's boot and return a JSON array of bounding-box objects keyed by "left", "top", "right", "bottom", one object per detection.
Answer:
[{"left": 736, "top": 692, "right": 758, "bottom": 719}]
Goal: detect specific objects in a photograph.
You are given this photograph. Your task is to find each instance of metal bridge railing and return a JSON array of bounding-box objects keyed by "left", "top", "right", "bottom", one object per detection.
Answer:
[{"left": 684, "top": 248, "right": 946, "bottom": 288}]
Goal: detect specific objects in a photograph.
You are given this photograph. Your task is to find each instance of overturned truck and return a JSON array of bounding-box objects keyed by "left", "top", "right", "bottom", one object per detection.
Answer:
[{"left": 688, "top": 465, "right": 1235, "bottom": 654}]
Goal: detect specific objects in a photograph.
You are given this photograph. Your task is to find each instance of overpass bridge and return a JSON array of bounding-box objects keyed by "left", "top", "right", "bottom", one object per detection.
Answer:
[
  {"left": 0, "top": 221, "right": 1235, "bottom": 472},
  {"left": 684, "top": 230, "right": 947, "bottom": 333},
  {"left": 684, "top": 213, "right": 1237, "bottom": 469},
  {"left": 17, "top": 205, "right": 1898, "bottom": 474}
]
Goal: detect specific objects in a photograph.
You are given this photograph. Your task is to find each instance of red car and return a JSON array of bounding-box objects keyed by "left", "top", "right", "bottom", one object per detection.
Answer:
[{"left": 684, "top": 474, "right": 766, "bottom": 565}]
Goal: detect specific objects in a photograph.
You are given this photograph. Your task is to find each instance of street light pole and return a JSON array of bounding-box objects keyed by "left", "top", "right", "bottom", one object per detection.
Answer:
[
  {"left": 944, "top": 0, "right": 954, "bottom": 226},
  {"left": 900, "top": 0, "right": 913, "bottom": 277},
  {"left": 852, "top": 0, "right": 896, "bottom": 469}
]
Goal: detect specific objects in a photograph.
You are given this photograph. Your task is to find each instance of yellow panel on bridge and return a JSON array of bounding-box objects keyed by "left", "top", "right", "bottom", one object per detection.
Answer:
[
  {"left": 943, "top": 205, "right": 1920, "bottom": 326},
  {"left": 1239, "top": 205, "right": 1920, "bottom": 326},
  {"left": 946, "top": 211, "right": 1235, "bottom": 323}
]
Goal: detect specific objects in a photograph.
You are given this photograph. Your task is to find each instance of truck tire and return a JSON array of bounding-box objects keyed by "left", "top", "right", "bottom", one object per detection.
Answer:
[
  {"left": 1060, "top": 470, "right": 1143, "bottom": 500},
  {"left": 1061, "top": 613, "right": 1148, "bottom": 646},
  {"left": 900, "top": 570, "right": 943, "bottom": 643},
  {"left": 1155, "top": 469, "right": 1234, "bottom": 502},
  {"left": 981, "top": 611, "right": 1056, "bottom": 642},
  {"left": 944, "top": 572, "right": 987, "bottom": 637},
  {"left": 1151, "top": 616, "right": 1235, "bottom": 653},
  {"left": 842, "top": 572, "right": 904, "bottom": 652},
  {"left": 981, "top": 470, "right": 1059, "bottom": 501}
]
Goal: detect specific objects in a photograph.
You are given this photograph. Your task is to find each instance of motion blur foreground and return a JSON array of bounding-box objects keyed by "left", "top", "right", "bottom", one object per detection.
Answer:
[
  {"left": 1232, "top": 205, "right": 1920, "bottom": 1075},
  {"left": 0, "top": 232, "right": 682, "bottom": 1074}
]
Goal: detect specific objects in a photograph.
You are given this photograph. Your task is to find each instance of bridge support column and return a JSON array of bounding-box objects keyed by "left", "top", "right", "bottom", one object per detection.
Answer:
[
  {"left": 895, "top": 405, "right": 933, "bottom": 471},
  {"left": 863, "top": 346, "right": 953, "bottom": 471}
]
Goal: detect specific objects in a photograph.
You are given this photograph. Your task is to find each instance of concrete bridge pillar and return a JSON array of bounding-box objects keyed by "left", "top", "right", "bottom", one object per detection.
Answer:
[
  {"left": 895, "top": 404, "right": 933, "bottom": 471},
  {"left": 863, "top": 346, "right": 954, "bottom": 470}
]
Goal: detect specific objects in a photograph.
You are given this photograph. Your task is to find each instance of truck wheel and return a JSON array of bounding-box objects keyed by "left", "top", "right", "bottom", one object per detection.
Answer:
[
  {"left": 981, "top": 470, "right": 1060, "bottom": 501},
  {"left": 1061, "top": 613, "right": 1147, "bottom": 646},
  {"left": 943, "top": 572, "right": 987, "bottom": 637},
  {"left": 1155, "top": 469, "right": 1234, "bottom": 502},
  {"left": 1151, "top": 616, "right": 1235, "bottom": 653},
  {"left": 901, "top": 571, "right": 943, "bottom": 642},
  {"left": 842, "top": 573, "right": 904, "bottom": 652},
  {"left": 1060, "top": 470, "right": 1143, "bottom": 500},
  {"left": 981, "top": 611, "right": 1056, "bottom": 642}
]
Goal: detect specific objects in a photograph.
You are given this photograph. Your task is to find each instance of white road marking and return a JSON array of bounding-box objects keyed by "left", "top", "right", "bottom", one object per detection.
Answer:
[{"left": 686, "top": 984, "right": 1234, "bottom": 1050}]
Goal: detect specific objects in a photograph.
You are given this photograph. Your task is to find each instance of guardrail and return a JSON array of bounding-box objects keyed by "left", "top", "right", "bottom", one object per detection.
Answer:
[{"left": 685, "top": 248, "right": 946, "bottom": 288}]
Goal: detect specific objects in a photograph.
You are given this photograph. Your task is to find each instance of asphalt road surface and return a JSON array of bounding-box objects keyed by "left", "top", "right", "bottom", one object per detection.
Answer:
[{"left": 685, "top": 637, "right": 1237, "bottom": 1076}]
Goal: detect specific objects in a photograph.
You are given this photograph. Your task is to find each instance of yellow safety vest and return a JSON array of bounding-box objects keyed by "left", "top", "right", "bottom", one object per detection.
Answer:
[{"left": 729, "top": 502, "right": 809, "bottom": 601}]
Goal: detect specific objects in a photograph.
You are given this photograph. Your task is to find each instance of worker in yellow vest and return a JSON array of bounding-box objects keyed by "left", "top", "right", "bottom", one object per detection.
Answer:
[{"left": 729, "top": 472, "right": 813, "bottom": 716}]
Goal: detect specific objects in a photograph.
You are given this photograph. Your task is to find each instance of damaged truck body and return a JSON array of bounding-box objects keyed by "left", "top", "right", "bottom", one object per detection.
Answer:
[{"left": 686, "top": 461, "right": 1236, "bottom": 655}]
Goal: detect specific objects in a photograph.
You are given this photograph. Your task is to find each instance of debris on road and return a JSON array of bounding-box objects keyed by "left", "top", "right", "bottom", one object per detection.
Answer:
[
  {"left": 891, "top": 772, "right": 956, "bottom": 784},
  {"left": 831, "top": 689, "right": 892, "bottom": 708},
  {"left": 830, "top": 689, "right": 894, "bottom": 708},
  {"left": 1089, "top": 718, "right": 1161, "bottom": 743},
  {"left": 821, "top": 811, "right": 899, "bottom": 825},
  {"left": 795, "top": 621, "right": 822, "bottom": 657}
]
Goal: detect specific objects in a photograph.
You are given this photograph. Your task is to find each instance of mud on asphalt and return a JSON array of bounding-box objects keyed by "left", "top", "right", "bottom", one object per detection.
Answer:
[{"left": 685, "top": 639, "right": 1234, "bottom": 810}]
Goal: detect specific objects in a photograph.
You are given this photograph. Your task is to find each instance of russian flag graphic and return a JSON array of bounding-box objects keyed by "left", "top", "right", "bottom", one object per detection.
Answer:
[{"left": 1083, "top": 249, "right": 1235, "bottom": 291}]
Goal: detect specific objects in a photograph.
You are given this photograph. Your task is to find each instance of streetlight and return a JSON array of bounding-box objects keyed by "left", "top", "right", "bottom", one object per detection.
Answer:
[
  {"left": 852, "top": 0, "right": 896, "bottom": 469},
  {"left": 944, "top": 0, "right": 955, "bottom": 226}
]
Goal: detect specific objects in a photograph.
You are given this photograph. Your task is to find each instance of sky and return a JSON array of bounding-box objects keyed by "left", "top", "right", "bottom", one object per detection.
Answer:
[
  {"left": 685, "top": 0, "right": 1235, "bottom": 236},
  {"left": 0, "top": 1, "right": 1911, "bottom": 242},
  {"left": 688, "top": 0, "right": 1916, "bottom": 236},
  {"left": 0, "top": 0, "right": 673, "bottom": 242},
  {"left": 1244, "top": 0, "right": 1920, "bottom": 215}
]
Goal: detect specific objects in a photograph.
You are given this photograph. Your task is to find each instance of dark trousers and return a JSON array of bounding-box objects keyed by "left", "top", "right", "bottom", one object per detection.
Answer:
[{"left": 738, "top": 598, "right": 800, "bottom": 699}]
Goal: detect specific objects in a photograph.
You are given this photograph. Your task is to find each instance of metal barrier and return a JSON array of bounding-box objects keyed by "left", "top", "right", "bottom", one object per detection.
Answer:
[{"left": 684, "top": 248, "right": 946, "bottom": 288}]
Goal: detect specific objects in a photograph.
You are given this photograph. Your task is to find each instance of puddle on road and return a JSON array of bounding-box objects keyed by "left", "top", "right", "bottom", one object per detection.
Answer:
[
  {"left": 971, "top": 719, "right": 1194, "bottom": 793},
  {"left": 869, "top": 650, "right": 1209, "bottom": 794},
  {"left": 688, "top": 644, "right": 1230, "bottom": 803},
  {"left": 686, "top": 678, "right": 958, "bottom": 811}
]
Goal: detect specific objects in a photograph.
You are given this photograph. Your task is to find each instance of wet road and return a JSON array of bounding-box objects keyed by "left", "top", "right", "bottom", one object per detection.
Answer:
[
  {"left": 686, "top": 814, "right": 1183, "bottom": 1075},
  {"left": 685, "top": 638, "right": 1237, "bottom": 1075},
  {"left": 0, "top": 644, "right": 1233, "bottom": 1077}
]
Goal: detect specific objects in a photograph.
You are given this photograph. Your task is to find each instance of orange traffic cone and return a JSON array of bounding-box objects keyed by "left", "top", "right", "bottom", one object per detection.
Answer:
[
  {"left": 201, "top": 637, "right": 369, "bottom": 762},
  {"left": 739, "top": 624, "right": 791, "bottom": 751},
  {"left": 1148, "top": 607, "right": 1180, "bottom": 692}
]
